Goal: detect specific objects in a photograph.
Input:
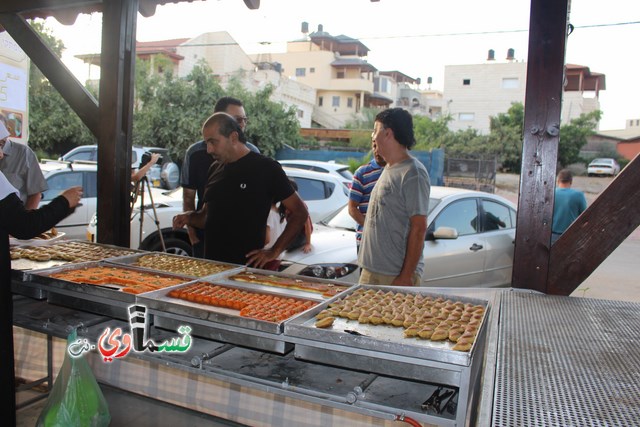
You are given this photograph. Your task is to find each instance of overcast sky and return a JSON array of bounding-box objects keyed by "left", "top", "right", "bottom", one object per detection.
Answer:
[{"left": 45, "top": 0, "right": 640, "bottom": 130}]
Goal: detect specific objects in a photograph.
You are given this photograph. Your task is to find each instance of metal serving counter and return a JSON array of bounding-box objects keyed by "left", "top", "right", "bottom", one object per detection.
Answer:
[{"left": 11, "top": 247, "right": 640, "bottom": 426}]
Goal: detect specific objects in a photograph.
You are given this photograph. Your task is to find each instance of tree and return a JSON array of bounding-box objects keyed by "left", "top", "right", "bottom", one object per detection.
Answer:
[
  {"left": 132, "top": 60, "right": 224, "bottom": 161},
  {"left": 28, "top": 20, "right": 95, "bottom": 157},
  {"left": 558, "top": 110, "right": 602, "bottom": 167},
  {"left": 413, "top": 115, "right": 454, "bottom": 151},
  {"left": 225, "top": 75, "right": 303, "bottom": 157}
]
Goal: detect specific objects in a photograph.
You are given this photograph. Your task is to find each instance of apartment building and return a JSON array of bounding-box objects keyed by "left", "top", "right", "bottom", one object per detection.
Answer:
[
  {"left": 443, "top": 50, "right": 605, "bottom": 134},
  {"left": 266, "top": 26, "right": 383, "bottom": 128}
]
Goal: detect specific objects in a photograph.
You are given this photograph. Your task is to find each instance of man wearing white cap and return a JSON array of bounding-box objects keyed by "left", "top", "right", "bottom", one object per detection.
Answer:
[{"left": 0, "top": 115, "right": 47, "bottom": 209}]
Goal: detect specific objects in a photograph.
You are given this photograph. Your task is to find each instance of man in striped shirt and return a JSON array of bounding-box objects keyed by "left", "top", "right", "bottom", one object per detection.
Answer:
[{"left": 348, "top": 143, "right": 386, "bottom": 252}]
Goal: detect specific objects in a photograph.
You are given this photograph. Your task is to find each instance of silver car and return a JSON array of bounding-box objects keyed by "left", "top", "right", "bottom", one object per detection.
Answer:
[{"left": 280, "top": 186, "right": 517, "bottom": 288}]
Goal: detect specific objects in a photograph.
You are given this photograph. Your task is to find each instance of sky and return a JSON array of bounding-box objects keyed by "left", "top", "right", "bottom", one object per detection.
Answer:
[{"left": 43, "top": 0, "right": 640, "bottom": 131}]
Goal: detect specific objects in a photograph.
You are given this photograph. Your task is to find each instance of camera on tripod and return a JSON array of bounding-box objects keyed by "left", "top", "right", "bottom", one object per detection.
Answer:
[{"left": 140, "top": 151, "right": 163, "bottom": 168}]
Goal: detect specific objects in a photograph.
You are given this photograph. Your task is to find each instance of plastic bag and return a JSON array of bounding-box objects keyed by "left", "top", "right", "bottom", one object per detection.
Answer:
[{"left": 36, "top": 330, "right": 111, "bottom": 427}]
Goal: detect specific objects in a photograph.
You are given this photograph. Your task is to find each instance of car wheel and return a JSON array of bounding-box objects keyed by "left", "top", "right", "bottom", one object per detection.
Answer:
[{"left": 142, "top": 236, "right": 192, "bottom": 256}]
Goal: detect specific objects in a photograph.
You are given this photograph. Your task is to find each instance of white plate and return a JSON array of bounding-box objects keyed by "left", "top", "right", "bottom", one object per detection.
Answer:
[{"left": 10, "top": 232, "right": 67, "bottom": 247}]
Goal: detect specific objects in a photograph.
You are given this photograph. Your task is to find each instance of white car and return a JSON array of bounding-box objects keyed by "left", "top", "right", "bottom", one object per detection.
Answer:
[
  {"left": 279, "top": 159, "right": 353, "bottom": 188},
  {"left": 39, "top": 161, "right": 98, "bottom": 240},
  {"left": 59, "top": 145, "right": 180, "bottom": 189},
  {"left": 87, "top": 167, "right": 350, "bottom": 255},
  {"left": 587, "top": 158, "right": 620, "bottom": 177},
  {"left": 280, "top": 186, "right": 518, "bottom": 288},
  {"left": 283, "top": 167, "right": 350, "bottom": 223}
]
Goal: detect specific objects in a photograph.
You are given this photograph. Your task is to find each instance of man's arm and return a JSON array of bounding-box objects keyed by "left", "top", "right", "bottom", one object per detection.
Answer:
[
  {"left": 131, "top": 153, "right": 160, "bottom": 183},
  {"left": 25, "top": 192, "right": 42, "bottom": 210},
  {"left": 348, "top": 199, "right": 365, "bottom": 226},
  {"left": 173, "top": 203, "right": 207, "bottom": 230},
  {"left": 246, "top": 192, "right": 308, "bottom": 268},
  {"left": 182, "top": 187, "right": 199, "bottom": 244},
  {"left": 393, "top": 215, "right": 427, "bottom": 286}
]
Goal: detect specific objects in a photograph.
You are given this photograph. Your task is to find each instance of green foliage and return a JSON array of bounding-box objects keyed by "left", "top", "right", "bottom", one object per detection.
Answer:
[
  {"left": 558, "top": 110, "right": 602, "bottom": 167},
  {"left": 225, "top": 75, "right": 303, "bottom": 157},
  {"left": 28, "top": 21, "right": 96, "bottom": 157},
  {"left": 413, "top": 115, "right": 453, "bottom": 151},
  {"left": 487, "top": 103, "right": 525, "bottom": 172},
  {"left": 347, "top": 154, "right": 370, "bottom": 173},
  {"left": 132, "top": 60, "right": 224, "bottom": 161}
]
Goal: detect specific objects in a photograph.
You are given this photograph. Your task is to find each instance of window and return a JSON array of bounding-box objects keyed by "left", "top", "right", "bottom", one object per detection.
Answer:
[
  {"left": 43, "top": 172, "right": 84, "bottom": 201},
  {"left": 477, "top": 200, "right": 514, "bottom": 231},
  {"left": 318, "top": 96, "right": 323, "bottom": 107},
  {"left": 431, "top": 199, "right": 478, "bottom": 237},
  {"left": 459, "top": 113, "right": 475, "bottom": 121},
  {"left": 297, "top": 109, "right": 304, "bottom": 118},
  {"left": 380, "top": 78, "right": 388, "bottom": 93},
  {"left": 347, "top": 97, "right": 353, "bottom": 108},
  {"left": 502, "top": 78, "right": 519, "bottom": 89},
  {"left": 84, "top": 172, "right": 98, "bottom": 198},
  {"left": 295, "top": 68, "right": 306, "bottom": 77},
  {"left": 291, "top": 178, "right": 335, "bottom": 201},
  {"left": 332, "top": 96, "right": 340, "bottom": 107},
  {"left": 337, "top": 71, "right": 345, "bottom": 79},
  {"left": 310, "top": 67, "right": 315, "bottom": 73},
  {"left": 66, "top": 149, "right": 95, "bottom": 162},
  {"left": 463, "top": 79, "right": 471, "bottom": 85}
]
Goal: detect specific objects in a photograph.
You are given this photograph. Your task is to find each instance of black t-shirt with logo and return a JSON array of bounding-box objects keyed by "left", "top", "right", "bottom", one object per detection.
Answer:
[{"left": 203, "top": 152, "right": 293, "bottom": 265}]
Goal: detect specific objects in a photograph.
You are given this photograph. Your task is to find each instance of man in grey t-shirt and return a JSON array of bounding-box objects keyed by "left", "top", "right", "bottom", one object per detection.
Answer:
[{"left": 358, "top": 108, "right": 430, "bottom": 286}]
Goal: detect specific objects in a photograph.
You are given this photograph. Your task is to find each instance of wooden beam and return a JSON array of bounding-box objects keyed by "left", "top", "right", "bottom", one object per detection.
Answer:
[
  {"left": 512, "top": 0, "right": 569, "bottom": 292},
  {"left": 0, "top": 0, "right": 100, "bottom": 14},
  {"left": 96, "top": 0, "right": 137, "bottom": 246},
  {"left": 548, "top": 155, "right": 640, "bottom": 294},
  {"left": 0, "top": 13, "right": 99, "bottom": 137}
]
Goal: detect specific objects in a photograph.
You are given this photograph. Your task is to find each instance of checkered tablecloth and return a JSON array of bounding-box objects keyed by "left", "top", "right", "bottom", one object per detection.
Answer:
[{"left": 14, "top": 327, "right": 400, "bottom": 427}]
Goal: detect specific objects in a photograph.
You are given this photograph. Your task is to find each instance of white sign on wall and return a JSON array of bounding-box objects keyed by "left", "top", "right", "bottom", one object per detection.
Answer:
[{"left": 0, "top": 32, "right": 30, "bottom": 143}]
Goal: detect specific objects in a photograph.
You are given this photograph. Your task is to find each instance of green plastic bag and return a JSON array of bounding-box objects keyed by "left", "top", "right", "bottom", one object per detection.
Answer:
[{"left": 36, "top": 331, "right": 111, "bottom": 427}]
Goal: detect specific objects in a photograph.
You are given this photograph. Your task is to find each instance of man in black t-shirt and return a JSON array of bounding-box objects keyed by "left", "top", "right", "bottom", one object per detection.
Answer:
[
  {"left": 173, "top": 113, "right": 308, "bottom": 267},
  {"left": 181, "top": 96, "right": 259, "bottom": 257}
]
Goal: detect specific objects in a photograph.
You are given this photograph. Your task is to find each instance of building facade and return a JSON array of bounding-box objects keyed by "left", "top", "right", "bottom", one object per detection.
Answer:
[{"left": 443, "top": 52, "right": 605, "bottom": 134}]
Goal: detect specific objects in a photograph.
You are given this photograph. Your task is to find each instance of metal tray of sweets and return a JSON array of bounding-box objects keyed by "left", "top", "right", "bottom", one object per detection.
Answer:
[
  {"left": 27, "top": 261, "right": 192, "bottom": 320},
  {"left": 209, "top": 267, "right": 355, "bottom": 302},
  {"left": 284, "top": 285, "right": 496, "bottom": 384},
  {"left": 138, "top": 279, "right": 321, "bottom": 354},
  {"left": 104, "top": 252, "right": 244, "bottom": 279}
]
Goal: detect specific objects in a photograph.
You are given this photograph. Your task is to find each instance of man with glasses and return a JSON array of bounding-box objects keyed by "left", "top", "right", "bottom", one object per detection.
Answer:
[
  {"left": 181, "top": 97, "right": 259, "bottom": 257},
  {"left": 174, "top": 112, "right": 308, "bottom": 267},
  {"left": 0, "top": 115, "right": 47, "bottom": 210}
]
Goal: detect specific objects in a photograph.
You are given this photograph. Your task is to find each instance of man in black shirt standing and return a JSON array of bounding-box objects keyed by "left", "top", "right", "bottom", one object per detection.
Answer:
[
  {"left": 174, "top": 112, "right": 308, "bottom": 267},
  {"left": 180, "top": 97, "right": 259, "bottom": 257}
]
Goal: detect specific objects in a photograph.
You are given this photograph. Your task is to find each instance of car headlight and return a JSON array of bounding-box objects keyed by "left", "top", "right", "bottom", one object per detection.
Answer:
[{"left": 299, "top": 263, "right": 358, "bottom": 279}]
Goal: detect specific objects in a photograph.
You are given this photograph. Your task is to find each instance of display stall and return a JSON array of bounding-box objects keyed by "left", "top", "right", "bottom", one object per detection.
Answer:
[{"left": 11, "top": 241, "right": 640, "bottom": 426}]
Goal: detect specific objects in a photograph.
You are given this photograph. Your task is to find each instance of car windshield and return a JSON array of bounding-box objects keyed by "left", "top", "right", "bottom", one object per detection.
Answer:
[
  {"left": 591, "top": 158, "right": 613, "bottom": 165},
  {"left": 321, "top": 198, "right": 442, "bottom": 230},
  {"left": 337, "top": 167, "right": 354, "bottom": 181}
]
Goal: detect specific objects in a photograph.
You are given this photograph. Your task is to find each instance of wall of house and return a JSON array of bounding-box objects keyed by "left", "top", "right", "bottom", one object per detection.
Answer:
[
  {"left": 617, "top": 140, "right": 640, "bottom": 160},
  {"left": 443, "top": 62, "right": 527, "bottom": 134},
  {"left": 316, "top": 90, "right": 360, "bottom": 125},
  {"left": 270, "top": 50, "right": 336, "bottom": 88},
  {"left": 177, "top": 32, "right": 255, "bottom": 79}
]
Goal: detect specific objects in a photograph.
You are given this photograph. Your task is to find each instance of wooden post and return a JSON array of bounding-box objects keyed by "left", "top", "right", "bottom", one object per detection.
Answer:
[
  {"left": 97, "top": 0, "right": 138, "bottom": 246},
  {"left": 512, "top": 0, "right": 569, "bottom": 292}
]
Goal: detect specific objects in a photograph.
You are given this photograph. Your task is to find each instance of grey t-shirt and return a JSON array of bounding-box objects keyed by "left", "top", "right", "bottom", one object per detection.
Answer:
[
  {"left": 0, "top": 140, "right": 47, "bottom": 203},
  {"left": 358, "top": 156, "right": 430, "bottom": 277}
]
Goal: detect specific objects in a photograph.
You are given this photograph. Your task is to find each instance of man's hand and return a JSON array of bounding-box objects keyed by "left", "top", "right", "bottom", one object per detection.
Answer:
[
  {"left": 391, "top": 274, "right": 415, "bottom": 286},
  {"left": 61, "top": 186, "right": 83, "bottom": 209},
  {"left": 245, "top": 248, "right": 278, "bottom": 269},
  {"left": 173, "top": 213, "right": 190, "bottom": 229}
]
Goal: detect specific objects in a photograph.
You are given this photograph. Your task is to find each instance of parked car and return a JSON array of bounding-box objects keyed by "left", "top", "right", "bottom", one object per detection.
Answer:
[
  {"left": 587, "top": 158, "right": 620, "bottom": 177},
  {"left": 283, "top": 167, "right": 350, "bottom": 223},
  {"left": 86, "top": 167, "right": 349, "bottom": 255},
  {"left": 38, "top": 161, "right": 98, "bottom": 240},
  {"left": 59, "top": 145, "right": 180, "bottom": 189},
  {"left": 279, "top": 159, "right": 353, "bottom": 188},
  {"left": 280, "top": 187, "right": 518, "bottom": 288}
]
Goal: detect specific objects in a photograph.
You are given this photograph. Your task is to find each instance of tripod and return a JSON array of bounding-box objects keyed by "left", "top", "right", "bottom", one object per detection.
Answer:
[{"left": 130, "top": 176, "right": 166, "bottom": 252}]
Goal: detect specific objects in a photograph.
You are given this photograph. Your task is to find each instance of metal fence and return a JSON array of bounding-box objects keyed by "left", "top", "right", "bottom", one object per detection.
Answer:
[{"left": 443, "top": 157, "right": 497, "bottom": 193}]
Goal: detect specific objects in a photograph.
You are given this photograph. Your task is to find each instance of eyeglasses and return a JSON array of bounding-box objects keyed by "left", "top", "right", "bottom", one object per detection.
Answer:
[{"left": 234, "top": 116, "right": 249, "bottom": 124}]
